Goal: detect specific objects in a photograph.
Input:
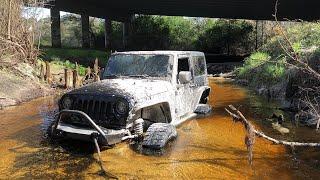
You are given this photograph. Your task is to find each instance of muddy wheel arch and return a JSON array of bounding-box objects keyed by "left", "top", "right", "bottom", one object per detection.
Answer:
[
  {"left": 131, "top": 102, "right": 172, "bottom": 128},
  {"left": 197, "top": 86, "right": 211, "bottom": 104}
]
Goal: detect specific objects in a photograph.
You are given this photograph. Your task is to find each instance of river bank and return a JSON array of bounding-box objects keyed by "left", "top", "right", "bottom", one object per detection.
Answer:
[
  {"left": 0, "top": 67, "right": 55, "bottom": 109},
  {"left": 0, "top": 77, "right": 319, "bottom": 179}
]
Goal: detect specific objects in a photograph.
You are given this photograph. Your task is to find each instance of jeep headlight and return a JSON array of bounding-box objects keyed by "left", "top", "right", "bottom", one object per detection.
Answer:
[
  {"left": 61, "top": 96, "right": 72, "bottom": 109},
  {"left": 114, "top": 100, "right": 128, "bottom": 115}
]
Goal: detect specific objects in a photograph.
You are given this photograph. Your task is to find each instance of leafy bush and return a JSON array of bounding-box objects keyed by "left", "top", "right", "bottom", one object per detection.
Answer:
[
  {"left": 41, "top": 48, "right": 110, "bottom": 67},
  {"left": 237, "top": 22, "right": 320, "bottom": 87},
  {"left": 236, "top": 52, "right": 286, "bottom": 86},
  {"left": 48, "top": 14, "right": 255, "bottom": 53},
  {"left": 196, "top": 19, "right": 254, "bottom": 54},
  {"left": 128, "top": 16, "right": 170, "bottom": 50},
  {"left": 50, "top": 60, "right": 87, "bottom": 76}
]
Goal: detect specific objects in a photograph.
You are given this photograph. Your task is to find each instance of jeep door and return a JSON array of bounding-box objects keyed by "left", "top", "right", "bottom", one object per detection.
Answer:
[
  {"left": 175, "top": 56, "right": 194, "bottom": 117},
  {"left": 190, "top": 55, "right": 208, "bottom": 108}
]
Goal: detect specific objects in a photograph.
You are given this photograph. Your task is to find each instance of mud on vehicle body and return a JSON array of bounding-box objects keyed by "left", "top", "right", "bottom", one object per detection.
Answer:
[{"left": 50, "top": 51, "right": 212, "bottom": 149}]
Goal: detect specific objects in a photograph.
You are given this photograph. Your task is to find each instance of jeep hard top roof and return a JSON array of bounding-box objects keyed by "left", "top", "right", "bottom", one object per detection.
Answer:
[{"left": 112, "top": 51, "right": 204, "bottom": 57}]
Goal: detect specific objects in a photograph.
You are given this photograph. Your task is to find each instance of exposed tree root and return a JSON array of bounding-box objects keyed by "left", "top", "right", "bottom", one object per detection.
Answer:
[{"left": 225, "top": 105, "right": 320, "bottom": 164}]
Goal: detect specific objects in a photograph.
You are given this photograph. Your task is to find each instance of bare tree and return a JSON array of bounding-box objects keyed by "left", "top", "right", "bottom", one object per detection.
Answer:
[
  {"left": 0, "top": 0, "right": 46, "bottom": 66},
  {"left": 273, "top": 0, "right": 320, "bottom": 129}
]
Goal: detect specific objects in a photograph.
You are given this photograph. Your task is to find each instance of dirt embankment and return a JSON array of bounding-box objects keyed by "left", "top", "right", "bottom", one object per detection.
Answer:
[{"left": 0, "top": 64, "right": 56, "bottom": 109}]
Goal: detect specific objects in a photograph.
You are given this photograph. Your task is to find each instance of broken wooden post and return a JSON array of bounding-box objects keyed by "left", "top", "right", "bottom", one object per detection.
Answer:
[
  {"left": 73, "top": 62, "right": 79, "bottom": 88},
  {"left": 40, "top": 63, "right": 45, "bottom": 82},
  {"left": 64, "top": 68, "right": 73, "bottom": 88},
  {"left": 73, "top": 69, "right": 79, "bottom": 88},
  {"left": 45, "top": 61, "right": 52, "bottom": 84},
  {"left": 85, "top": 66, "right": 92, "bottom": 79},
  {"left": 93, "top": 58, "right": 100, "bottom": 82}
]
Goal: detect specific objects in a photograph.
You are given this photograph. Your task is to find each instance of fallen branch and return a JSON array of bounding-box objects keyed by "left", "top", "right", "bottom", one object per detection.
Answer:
[
  {"left": 225, "top": 105, "right": 320, "bottom": 164},
  {"left": 225, "top": 105, "right": 320, "bottom": 147}
]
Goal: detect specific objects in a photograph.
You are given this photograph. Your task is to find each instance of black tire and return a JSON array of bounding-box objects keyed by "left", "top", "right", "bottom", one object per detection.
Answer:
[
  {"left": 142, "top": 123, "right": 177, "bottom": 149},
  {"left": 194, "top": 104, "right": 212, "bottom": 115}
]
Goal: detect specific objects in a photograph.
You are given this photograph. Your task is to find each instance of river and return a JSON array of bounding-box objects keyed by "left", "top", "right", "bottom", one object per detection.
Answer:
[{"left": 0, "top": 77, "right": 319, "bottom": 179}]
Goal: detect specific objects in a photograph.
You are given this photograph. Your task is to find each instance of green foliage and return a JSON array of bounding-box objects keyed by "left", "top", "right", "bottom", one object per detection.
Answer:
[
  {"left": 261, "top": 22, "right": 320, "bottom": 58},
  {"left": 37, "top": 14, "right": 257, "bottom": 53},
  {"left": 287, "top": 23, "right": 320, "bottom": 48},
  {"left": 162, "top": 16, "right": 197, "bottom": 50},
  {"left": 128, "top": 16, "right": 170, "bottom": 50},
  {"left": 236, "top": 52, "right": 286, "bottom": 86},
  {"left": 238, "top": 22, "right": 320, "bottom": 87},
  {"left": 50, "top": 60, "right": 86, "bottom": 76},
  {"left": 292, "top": 42, "right": 302, "bottom": 54},
  {"left": 196, "top": 19, "right": 254, "bottom": 54},
  {"left": 60, "top": 15, "right": 83, "bottom": 47},
  {"left": 52, "top": 14, "right": 255, "bottom": 53},
  {"left": 40, "top": 48, "right": 110, "bottom": 67}
]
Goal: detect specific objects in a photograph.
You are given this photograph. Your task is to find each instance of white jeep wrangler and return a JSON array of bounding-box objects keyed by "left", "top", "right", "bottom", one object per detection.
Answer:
[{"left": 49, "top": 51, "right": 211, "bottom": 149}]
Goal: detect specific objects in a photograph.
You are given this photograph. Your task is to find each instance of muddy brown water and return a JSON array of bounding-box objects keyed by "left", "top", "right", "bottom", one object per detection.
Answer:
[{"left": 1, "top": 77, "right": 320, "bottom": 179}]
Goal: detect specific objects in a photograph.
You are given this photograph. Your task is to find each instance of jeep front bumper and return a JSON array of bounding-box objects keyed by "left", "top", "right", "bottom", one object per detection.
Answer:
[{"left": 53, "top": 110, "right": 132, "bottom": 145}]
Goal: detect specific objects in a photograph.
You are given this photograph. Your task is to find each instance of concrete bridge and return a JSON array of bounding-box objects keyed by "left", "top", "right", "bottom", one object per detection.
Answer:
[{"left": 46, "top": 0, "right": 320, "bottom": 49}]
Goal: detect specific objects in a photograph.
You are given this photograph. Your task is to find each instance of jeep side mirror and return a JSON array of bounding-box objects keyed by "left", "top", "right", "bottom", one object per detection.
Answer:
[{"left": 178, "top": 71, "right": 192, "bottom": 84}]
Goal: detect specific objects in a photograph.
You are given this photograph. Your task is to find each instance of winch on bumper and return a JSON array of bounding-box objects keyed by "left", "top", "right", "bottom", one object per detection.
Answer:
[{"left": 52, "top": 110, "right": 141, "bottom": 145}]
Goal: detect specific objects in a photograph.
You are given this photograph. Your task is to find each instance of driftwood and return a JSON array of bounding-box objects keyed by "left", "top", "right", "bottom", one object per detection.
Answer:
[
  {"left": 225, "top": 105, "right": 320, "bottom": 147},
  {"left": 225, "top": 105, "right": 320, "bottom": 164}
]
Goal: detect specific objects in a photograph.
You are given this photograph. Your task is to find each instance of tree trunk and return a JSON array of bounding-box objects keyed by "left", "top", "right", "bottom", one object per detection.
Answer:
[{"left": 7, "top": 0, "right": 12, "bottom": 40}]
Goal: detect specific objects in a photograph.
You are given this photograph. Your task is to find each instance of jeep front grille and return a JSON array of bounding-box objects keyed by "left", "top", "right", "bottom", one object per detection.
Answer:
[
  {"left": 61, "top": 96, "right": 127, "bottom": 129},
  {"left": 72, "top": 99, "right": 112, "bottom": 123}
]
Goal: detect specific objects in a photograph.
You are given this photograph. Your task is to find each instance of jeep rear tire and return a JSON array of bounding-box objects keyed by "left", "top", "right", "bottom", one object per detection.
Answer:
[
  {"left": 142, "top": 123, "right": 177, "bottom": 149},
  {"left": 194, "top": 104, "right": 212, "bottom": 115}
]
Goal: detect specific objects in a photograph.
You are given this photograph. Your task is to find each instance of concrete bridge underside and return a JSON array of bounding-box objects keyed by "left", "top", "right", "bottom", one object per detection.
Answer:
[{"left": 47, "top": 0, "right": 320, "bottom": 49}]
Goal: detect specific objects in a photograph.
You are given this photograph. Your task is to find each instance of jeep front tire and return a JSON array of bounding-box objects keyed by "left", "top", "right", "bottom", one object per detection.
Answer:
[{"left": 142, "top": 123, "right": 177, "bottom": 149}]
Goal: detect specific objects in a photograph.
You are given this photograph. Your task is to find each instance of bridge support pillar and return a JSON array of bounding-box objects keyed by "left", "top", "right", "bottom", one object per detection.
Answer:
[
  {"left": 81, "top": 14, "right": 90, "bottom": 49},
  {"left": 104, "top": 18, "right": 112, "bottom": 50},
  {"left": 122, "top": 22, "right": 129, "bottom": 49},
  {"left": 50, "top": 8, "right": 61, "bottom": 48}
]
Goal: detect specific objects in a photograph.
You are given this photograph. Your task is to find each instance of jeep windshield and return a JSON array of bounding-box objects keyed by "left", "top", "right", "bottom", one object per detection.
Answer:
[{"left": 103, "top": 54, "right": 172, "bottom": 79}]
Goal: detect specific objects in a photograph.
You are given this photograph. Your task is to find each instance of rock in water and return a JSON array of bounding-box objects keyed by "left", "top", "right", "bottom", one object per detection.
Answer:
[{"left": 272, "top": 122, "right": 290, "bottom": 134}]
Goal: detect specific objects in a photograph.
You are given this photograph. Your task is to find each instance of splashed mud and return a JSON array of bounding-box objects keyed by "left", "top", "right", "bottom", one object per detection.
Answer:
[{"left": 0, "top": 77, "right": 320, "bottom": 179}]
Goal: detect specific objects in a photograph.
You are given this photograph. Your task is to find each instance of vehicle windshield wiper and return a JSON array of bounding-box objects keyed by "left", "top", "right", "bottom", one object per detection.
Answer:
[
  {"left": 104, "top": 74, "right": 121, "bottom": 78},
  {"left": 127, "top": 74, "right": 151, "bottom": 78}
]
